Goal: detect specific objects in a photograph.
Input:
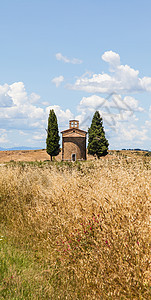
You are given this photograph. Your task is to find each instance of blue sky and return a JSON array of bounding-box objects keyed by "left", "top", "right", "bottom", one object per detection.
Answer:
[{"left": 0, "top": 0, "right": 151, "bottom": 150}]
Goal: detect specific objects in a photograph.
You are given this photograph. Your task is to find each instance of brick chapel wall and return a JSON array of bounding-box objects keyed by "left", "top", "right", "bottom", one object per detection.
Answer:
[{"left": 62, "top": 137, "right": 86, "bottom": 160}]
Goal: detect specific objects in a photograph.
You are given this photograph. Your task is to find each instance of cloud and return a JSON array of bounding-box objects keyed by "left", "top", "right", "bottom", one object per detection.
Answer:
[
  {"left": 70, "top": 51, "right": 151, "bottom": 94},
  {"left": 145, "top": 120, "right": 151, "bottom": 128},
  {"left": 29, "top": 93, "right": 41, "bottom": 104},
  {"left": 56, "top": 52, "right": 82, "bottom": 64},
  {"left": 102, "top": 50, "right": 120, "bottom": 71},
  {"left": 0, "top": 72, "right": 150, "bottom": 149},
  {"left": 19, "top": 131, "right": 28, "bottom": 136},
  {"left": 0, "top": 129, "right": 8, "bottom": 143},
  {"left": 0, "top": 84, "right": 13, "bottom": 107},
  {"left": 114, "top": 123, "right": 149, "bottom": 142},
  {"left": 33, "top": 133, "right": 46, "bottom": 141},
  {"left": 0, "top": 81, "right": 75, "bottom": 148},
  {"left": 149, "top": 106, "right": 151, "bottom": 118},
  {"left": 46, "top": 105, "right": 73, "bottom": 126},
  {"left": 111, "top": 94, "right": 144, "bottom": 112},
  {"left": 141, "top": 77, "right": 151, "bottom": 92},
  {"left": 0, "top": 82, "right": 45, "bottom": 131},
  {"left": 42, "top": 101, "right": 50, "bottom": 106},
  {"left": 8, "top": 82, "right": 28, "bottom": 105},
  {"left": 0, "top": 80, "right": 73, "bottom": 128},
  {"left": 78, "top": 94, "right": 144, "bottom": 115},
  {"left": 79, "top": 95, "right": 106, "bottom": 109},
  {"left": 52, "top": 75, "right": 64, "bottom": 87},
  {"left": 75, "top": 92, "right": 150, "bottom": 145},
  {"left": 144, "top": 106, "right": 151, "bottom": 129}
]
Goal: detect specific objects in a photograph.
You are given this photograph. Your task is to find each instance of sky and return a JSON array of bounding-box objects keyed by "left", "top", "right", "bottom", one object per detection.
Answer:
[{"left": 0, "top": 0, "right": 151, "bottom": 150}]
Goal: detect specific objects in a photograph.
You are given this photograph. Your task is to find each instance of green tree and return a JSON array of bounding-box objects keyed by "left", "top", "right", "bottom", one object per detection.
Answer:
[
  {"left": 46, "top": 109, "right": 60, "bottom": 161},
  {"left": 88, "top": 111, "right": 109, "bottom": 158}
]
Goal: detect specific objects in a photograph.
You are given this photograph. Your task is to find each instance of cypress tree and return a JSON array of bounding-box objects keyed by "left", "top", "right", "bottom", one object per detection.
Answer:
[
  {"left": 88, "top": 111, "right": 109, "bottom": 158},
  {"left": 46, "top": 109, "right": 60, "bottom": 161}
]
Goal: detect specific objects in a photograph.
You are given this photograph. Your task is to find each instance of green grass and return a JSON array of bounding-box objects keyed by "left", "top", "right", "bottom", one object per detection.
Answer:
[{"left": 0, "top": 236, "right": 51, "bottom": 300}]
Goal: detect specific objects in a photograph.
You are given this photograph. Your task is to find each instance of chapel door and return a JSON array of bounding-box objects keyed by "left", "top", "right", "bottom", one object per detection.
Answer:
[{"left": 72, "top": 153, "right": 76, "bottom": 161}]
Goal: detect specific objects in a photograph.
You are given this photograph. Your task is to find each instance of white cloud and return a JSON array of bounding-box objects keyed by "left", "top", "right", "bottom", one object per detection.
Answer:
[
  {"left": 78, "top": 94, "right": 144, "bottom": 115},
  {"left": 46, "top": 105, "right": 73, "bottom": 126},
  {"left": 115, "top": 123, "right": 149, "bottom": 142},
  {"left": 111, "top": 95, "right": 144, "bottom": 112},
  {"left": 0, "top": 84, "right": 13, "bottom": 107},
  {"left": 31, "top": 122, "right": 44, "bottom": 128},
  {"left": 141, "top": 77, "right": 151, "bottom": 92},
  {"left": 0, "top": 129, "right": 8, "bottom": 143},
  {"left": 56, "top": 52, "right": 82, "bottom": 64},
  {"left": 33, "top": 133, "right": 46, "bottom": 141},
  {"left": 144, "top": 106, "right": 151, "bottom": 130},
  {"left": 0, "top": 69, "right": 150, "bottom": 150},
  {"left": 29, "top": 93, "right": 41, "bottom": 104},
  {"left": 145, "top": 120, "right": 151, "bottom": 128},
  {"left": 70, "top": 51, "right": 151, "bottom": 94},
  {"left": 0, "top": 81, "right": 76, "bottom": 147},
  {"left": 8, "top": 82, "right": 28, "bottom": 105},
  {"left": 19, "top": 131, "right": 28, "bottom": 136},
  {"left": 42, "top": 101, "right": 50, "bottom": 106},
  {"left": 52, "top": 75, "right": 64, "bottom": 87},
  {"left": 0, "top": 82, "right": 45, "bottom": 131},
  {"left": 74, "top": 92, "right": 150, "bottom": 145},
  {"left": 102, "top": 50, "right": 120, "bottom": 71},
  {"left": 79, "top": 95, "right": 106, "bottom": 109},
  {"left": 149, "top": 106, "right": 151, "bottom": 118}
]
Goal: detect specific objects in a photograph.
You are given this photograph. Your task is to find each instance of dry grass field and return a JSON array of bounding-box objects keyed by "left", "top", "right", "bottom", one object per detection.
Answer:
[
  {"left": 0, "top": 148, "right": 148, "bottom": 163},
  {"left": 0, "top": 150, "right": 151, "bottom": 299},
  {"left": 0, "top": 149, "right": 57, "bottom": 163},
  {"left": 0, "top": 148, "right": 111, "bottom": 163}
]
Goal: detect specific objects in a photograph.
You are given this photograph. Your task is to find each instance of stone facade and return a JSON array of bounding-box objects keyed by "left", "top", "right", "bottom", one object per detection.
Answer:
[{"left": 61, "top": 120, "right": 87, "bottom": 161}]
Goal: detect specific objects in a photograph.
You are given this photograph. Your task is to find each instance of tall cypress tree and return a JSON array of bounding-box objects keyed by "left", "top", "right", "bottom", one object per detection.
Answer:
[
  {"left": 88, "top": 111, "right": 109, "bottom": 158},
  {"left": 46, "top": 109, "right": 60, "bottom": 161}
]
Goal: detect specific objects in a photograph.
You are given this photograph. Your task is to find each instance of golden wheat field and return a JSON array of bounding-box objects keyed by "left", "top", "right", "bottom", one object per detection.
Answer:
[{"left": 0, "top": 151, "right": 151, "bottom": 299}]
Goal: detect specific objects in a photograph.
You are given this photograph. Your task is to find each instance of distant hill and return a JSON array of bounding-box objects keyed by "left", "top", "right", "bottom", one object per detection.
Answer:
[
  {"left": 0, "top": 147, "right": 150, "bottom": 152},
  {"left": 0, "top": 146, "right": 42, "bottom": 151},
  {"left": 122, "top": 148, "right": 149, "bottom": 152}
]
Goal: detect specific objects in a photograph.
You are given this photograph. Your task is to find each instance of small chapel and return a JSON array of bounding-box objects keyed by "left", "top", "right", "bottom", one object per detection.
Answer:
[{"left": 61, "top": 120, "right": 87, "bottom": 161}]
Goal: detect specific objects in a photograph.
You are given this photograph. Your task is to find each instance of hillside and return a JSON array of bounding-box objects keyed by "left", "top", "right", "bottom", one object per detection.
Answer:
[
  {"left": 0, "top": 148, "right": 149, "bottom": 163},
  {"left": 0, "top": 149, "right": 59, "bottom": 163}
]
